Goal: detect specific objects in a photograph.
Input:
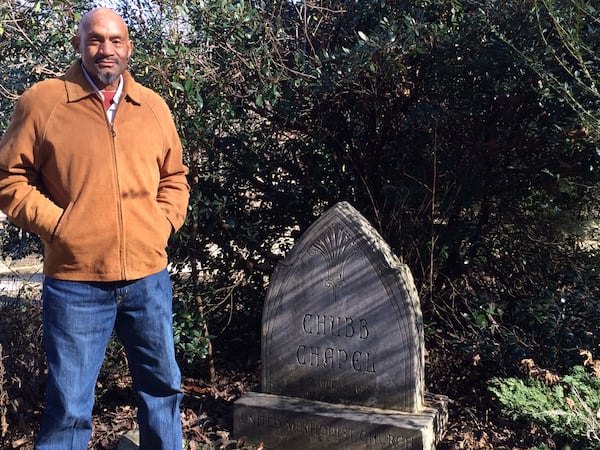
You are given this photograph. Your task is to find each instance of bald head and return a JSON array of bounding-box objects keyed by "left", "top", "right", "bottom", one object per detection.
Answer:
[
  {"left": 77, "top": 8, "right": 129, "bottom": 40},
  {"left": 72, "top": 8, "right": 133, "bottom": 90}
]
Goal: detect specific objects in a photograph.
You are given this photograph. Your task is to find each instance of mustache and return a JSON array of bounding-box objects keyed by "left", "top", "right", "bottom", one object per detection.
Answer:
[{"left": 94, "top": 56, "right": 119, "bottom": 64}]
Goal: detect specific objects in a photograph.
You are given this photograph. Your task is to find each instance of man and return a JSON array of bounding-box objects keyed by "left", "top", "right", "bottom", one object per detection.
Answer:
[{"left": 0, "top": 7, "right": 189, "bottom": 449}]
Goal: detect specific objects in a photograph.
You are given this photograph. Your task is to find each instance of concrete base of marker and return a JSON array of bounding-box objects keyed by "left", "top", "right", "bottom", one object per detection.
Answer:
[{"left": 233, "top": 392, "right": 448, "bottom": 450}]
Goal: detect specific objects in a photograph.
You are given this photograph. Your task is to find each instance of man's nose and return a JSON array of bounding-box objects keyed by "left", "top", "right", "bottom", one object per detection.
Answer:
[{"left": 99, "top": 41, "right": 115, "bottom": 55}]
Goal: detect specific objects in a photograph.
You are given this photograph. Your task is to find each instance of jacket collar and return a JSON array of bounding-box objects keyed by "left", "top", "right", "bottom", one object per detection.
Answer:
[{"left": 62, "top": 60, "right": 142, "bottom": 106}]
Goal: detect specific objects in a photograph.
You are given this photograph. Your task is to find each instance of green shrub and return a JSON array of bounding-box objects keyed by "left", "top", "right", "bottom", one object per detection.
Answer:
[
  {"left": 489, "top": 365, "right": 600, "bottom": 449},
  {"left": 4, "top": 0, "right": 600, "bottom": 383},
  {"left": 172, "top": 288, "right": 211, "bottom": 372}
]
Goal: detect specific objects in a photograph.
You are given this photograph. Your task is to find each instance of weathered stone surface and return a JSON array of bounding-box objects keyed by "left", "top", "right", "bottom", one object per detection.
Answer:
[
  {"left": 262, "top": 202, "right": 424, "bottom": 411},
  {"left": 116, "top": 430, "right": 188, "bottom": 449},
  {"left": 234, "top": 392, "right": 448, "bottom": 450},
  {"left": 116, "top": 430, "right": 139, "bottom": 450},
  {"left": 234, "top": 202, "right": 448, "bottom": 450}
]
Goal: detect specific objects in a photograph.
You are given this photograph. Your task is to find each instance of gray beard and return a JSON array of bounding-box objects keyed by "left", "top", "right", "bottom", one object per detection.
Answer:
[{"left": 97, "top": 71, "right": 120, "bottom": 86}]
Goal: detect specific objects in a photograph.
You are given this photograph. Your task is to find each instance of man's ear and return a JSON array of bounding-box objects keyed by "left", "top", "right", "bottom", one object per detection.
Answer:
[{"left": 71, "top": 36, "right": 81, "bottom": 53}]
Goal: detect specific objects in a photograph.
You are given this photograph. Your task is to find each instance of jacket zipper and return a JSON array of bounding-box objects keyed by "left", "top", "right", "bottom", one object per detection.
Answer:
[{"left": 106, "top": 107, "right": 127, "bottom": 280}]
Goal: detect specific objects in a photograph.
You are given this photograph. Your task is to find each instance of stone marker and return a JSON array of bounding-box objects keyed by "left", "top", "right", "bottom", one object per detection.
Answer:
[
  {"left": 117, "top": 430, "right": 188, "bottom": 449},
  {"left": 117, "top": 430, "right": 139, "bottom": 450},
  {"left": 233, "top": 202, "right": 448, "bottom": 449}
]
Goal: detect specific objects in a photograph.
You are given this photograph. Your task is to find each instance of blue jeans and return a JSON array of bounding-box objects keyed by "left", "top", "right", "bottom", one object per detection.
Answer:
[{"left": 35, "top": 269, "right": 183, "bottom": 450}]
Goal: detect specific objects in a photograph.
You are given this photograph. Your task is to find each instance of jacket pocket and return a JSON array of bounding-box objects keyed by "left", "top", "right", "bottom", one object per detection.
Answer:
[
  {"left": 50, "top": 202, "right": 74, "bottom": 243},
  {"left": 160, "top": 213, "right": 173, "bottom": 242},
  {"left": 125, "top": 199, "right": 172, "bottom": 255}
]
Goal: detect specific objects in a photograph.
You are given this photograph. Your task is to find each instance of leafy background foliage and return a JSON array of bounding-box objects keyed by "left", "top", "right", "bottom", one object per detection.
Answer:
[{"left": 2, "top": 0, "right": 600, "bottom": 446}]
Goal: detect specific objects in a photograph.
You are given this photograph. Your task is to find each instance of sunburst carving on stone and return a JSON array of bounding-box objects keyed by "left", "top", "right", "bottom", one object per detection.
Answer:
[{"left": 309, "top": 223, "right": 364, "bottom": 302}]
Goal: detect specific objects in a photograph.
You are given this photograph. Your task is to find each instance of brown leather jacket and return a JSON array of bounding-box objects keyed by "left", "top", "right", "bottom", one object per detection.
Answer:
[{"left": 0, "top": 61, "right": 189, "bottom": 281}]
